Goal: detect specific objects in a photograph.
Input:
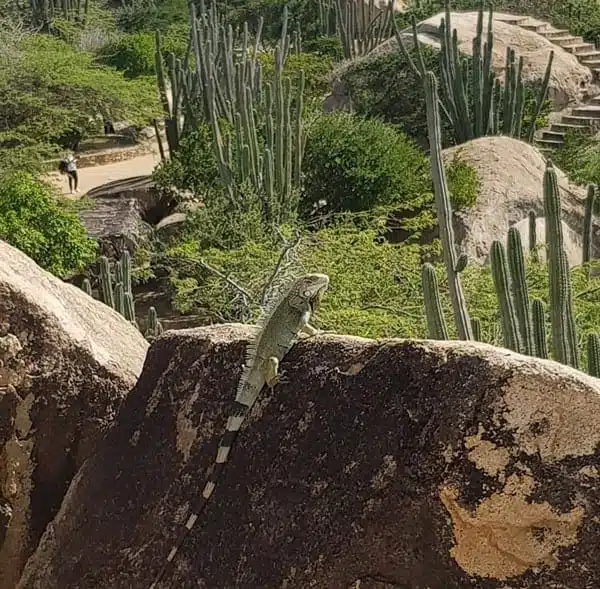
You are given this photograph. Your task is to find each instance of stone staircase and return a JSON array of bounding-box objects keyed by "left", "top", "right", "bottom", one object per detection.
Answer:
[{"left": 495, "top": 15, "right": 600, "bottom": 151}]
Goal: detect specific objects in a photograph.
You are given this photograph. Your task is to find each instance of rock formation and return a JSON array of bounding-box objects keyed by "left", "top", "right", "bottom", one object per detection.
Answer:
[
  {"left": 16, "top": 325, "right": 600, "bottom": 588},
  {"left": 0, "top": 240, "right": 149, "bottom": 589}
]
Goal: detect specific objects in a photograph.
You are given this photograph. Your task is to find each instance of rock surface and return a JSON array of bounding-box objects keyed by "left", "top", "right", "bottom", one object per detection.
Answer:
[
  {"left": 0, "top": 240, "right": 148, "bottom": 589},
  {"left": 441, "top": 136, "right": 597, "bottom": 265},
  {"left": 17, "top": 325, "right": 600, "bottom": 588}
]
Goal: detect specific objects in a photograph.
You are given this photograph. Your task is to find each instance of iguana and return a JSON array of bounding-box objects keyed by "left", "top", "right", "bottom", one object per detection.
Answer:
[{"left": 149, "top": 272, "right": 330, "bottom": 588}]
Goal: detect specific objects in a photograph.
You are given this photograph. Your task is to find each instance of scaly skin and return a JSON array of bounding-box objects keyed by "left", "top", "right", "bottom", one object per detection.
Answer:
[{"left": 149, "top": 273, "right": 330, "bottom": 588}]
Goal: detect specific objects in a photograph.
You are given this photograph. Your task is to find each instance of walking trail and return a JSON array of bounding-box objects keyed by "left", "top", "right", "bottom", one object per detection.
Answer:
[{"left": 46, "top": 149, "right": 164, "bottom": 199}]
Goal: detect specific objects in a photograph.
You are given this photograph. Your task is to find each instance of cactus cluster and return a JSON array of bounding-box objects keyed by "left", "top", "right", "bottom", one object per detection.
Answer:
[
  {"left": 30, "top": 0, "right": 89, "bottom": 29},
  {"left": 394, "top": 0, "right": 553, "bottom": 144},
  {"left": 79, "top": 253, "right": 164, "bottom": 342},
  {"left": 155, "top": 0, "right": 304, "bottom": 227},
  {"left": 421, "top": 65, "right": 600, "bottom": 376}
]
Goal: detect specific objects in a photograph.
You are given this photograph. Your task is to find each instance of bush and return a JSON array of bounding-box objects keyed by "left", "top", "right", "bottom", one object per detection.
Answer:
[
  {"left": 445, "top": 153, "right": 480, "bottom": 210},
  {"left": 553, "top": 131, "right": 600, "bottom": 187},
  {"left": 301, "top": 112, "right": 433, "bottom": 229},
  {"left": 302, "top": 36, "right": 344, "bottom": 60},
  {"left": 0, "top": 173, "right": 97, "bottom": 277},
  {"left": 256, "top": 51, "right": 334, "bottom": 102},
  {"left": 97, "top": 25, "right": 188, "bottom": 78},
  {"left": 115, "top": 0, "right": 189, "bottom": 33}
]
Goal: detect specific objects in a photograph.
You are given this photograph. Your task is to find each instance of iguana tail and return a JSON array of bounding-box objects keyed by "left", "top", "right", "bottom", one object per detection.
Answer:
[{"left": 148, "top": 401, "right": 250, "bottom": 588}]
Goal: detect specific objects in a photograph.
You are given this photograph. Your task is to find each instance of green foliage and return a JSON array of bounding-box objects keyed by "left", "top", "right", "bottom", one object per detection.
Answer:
[
  {"left": 553, "top": 131, "right": 600, "bottom": 188},
  {"left": 0, "top": 172, "right": 97, "bottom": 277},
  {"left": 445, "top": 153, "right": 480, "bottom": 210},
  {"left": 0, "top": 34, "right": 160, "bottom": 168},
  {"left": 97, "top": 25, "right": 188, "bottom": 78},
  {"left": 115, "top": 0, "right": 189, "bottom": 33},
  {"left": 301, "top": 112, "right": 433, "bottom": 232},
  {"left": 302, "top": 35, "right": 343, "bottom": 60},
  {"left": 153, "top": 125, "right": 221, "bottom": 198},
  {"left": 256, "top": 50, "right": 333, "bottom": 102}
]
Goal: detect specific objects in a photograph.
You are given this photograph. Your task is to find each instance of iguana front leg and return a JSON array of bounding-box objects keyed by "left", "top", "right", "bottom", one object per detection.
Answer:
[
  {"left": 264, "top": 356, "right": 283, "bottom": 391},
  {"left": 298, "top": 324, "right": 334, "bottom": 340}
]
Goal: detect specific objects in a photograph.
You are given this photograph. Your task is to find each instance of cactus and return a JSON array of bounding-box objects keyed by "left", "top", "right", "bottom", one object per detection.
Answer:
[
  {"left": 120, "top": 250, "right": 133, "bottom": 296},
  {"left": 528, "top": 210, "right": 538, "bottom": 262},
  {"left": 544, "top": 160, "right": 578, "bottom": 368},
  {"left": 424, "top": 71, "right": 473, "bottom": 340},
  {"left": 99, "top": 256, "right": 115, "bottom": 309},
  {"left": 81, "top": 278, "right": 92, "bottom": 297},
  {"left": 587, "top": 333, "right": 600, "bottom": 377},
  {"left": 394, "top": 0, "right": 553, "bottom": 144},
  {"left": 507, "top": 227, "right": 534, "bottom": 356},
  {"left": 145, "top": 307, "right": 164, "bottom": 341},
  {"left": 471, "top": 317, "right": 482, "bottom": 341},
  {"left": 490, "top": 240, "right": 521, "bottom": 352},
  {"left": 114, "top": 283, "right": 125, "bottom": 316},
  {"left": 124, "top": 292, "right": 136, "bottom": 324},
  {"left": 583, "top": 184, "right": 596, "bottom": 266},
  {"left": 531, "top": 298, "right": 548, "bottom": 359},
  {"left": 421, "top": 263, "right": 449, "bottom": 340}
]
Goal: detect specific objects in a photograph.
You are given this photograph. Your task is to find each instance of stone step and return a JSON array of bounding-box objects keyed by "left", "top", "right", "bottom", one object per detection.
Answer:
[
  {"left": 561, "top": 114, "right": 600, "bottom": 126},
  {"left": 578, "top": 59, "right": 600, "bottom": 69},
  {"left": 578, "top": 50, "right": 600, "bottom": 61},
  {"left": 541, "top": 29, "right": 570, "bottom": 39},
  {"left": 571, "top": 105, "right": 600, "bottom": 118},
  {"left": 541, "top": 130, "right": 565, "bottom": 141},
  {"left": 549, "top": 35, "right": 585, "bottom": 46},
  {"left": 562, "top": 43, "right": 597, "bottom": 55},
  {"left": 519, "top": 22, "right": 549, "bottom": 33},
  {"left": 535, "top": 138, "right": 564, "bottom": 149},
  {"left": 550, "top": 122, "right": 591, "bottom": 134},
  {"left": 588, "top": 95, "right": 600, "bottom": 105}
]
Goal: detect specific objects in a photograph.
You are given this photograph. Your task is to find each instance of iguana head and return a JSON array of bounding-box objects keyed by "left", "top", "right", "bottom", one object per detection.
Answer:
[{"left": 288, "top": 273, "right": 329, "bottom": 313}]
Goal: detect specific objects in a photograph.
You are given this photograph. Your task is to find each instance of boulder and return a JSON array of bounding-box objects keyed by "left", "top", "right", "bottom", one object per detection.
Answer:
[
  {"left": 16, "top": 325, "right": 600, "bottom": 588},
  {"left": 328, "top": 11, "right": 595, "bottom": 112},
  {"left": 86, "top": 175, "right": 175, "bottom": 225},
  {"left": 77, "top": 197, "right": 150, "bottom": 259},
  {"left": 155, "top": 212, "right": 187, "bottom": 237},
  {"left": 441, "top": 136, "right": 597, "bottom": 265},
  {"left": 0, "top": 240, "right": 148, "bottom": 589}
]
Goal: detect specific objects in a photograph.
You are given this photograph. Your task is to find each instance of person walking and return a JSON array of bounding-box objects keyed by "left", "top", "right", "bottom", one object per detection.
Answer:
[{"left": 64, "top": 152, "right": 79, "bottom": 194}]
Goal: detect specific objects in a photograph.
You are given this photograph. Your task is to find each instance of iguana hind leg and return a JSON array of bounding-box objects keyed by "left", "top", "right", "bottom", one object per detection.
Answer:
[{"left": 264, "top": 356, "right": 287, "bottom": 390}]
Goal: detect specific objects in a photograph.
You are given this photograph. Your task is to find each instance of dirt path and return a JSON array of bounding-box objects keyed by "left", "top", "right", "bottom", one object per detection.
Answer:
[{"left": 46, "top": 150, "right": 164, "bottom": 198}]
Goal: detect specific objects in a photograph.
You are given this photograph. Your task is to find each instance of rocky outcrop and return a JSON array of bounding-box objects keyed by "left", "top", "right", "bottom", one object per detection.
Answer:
[
  {"left": 0, "top": 240, "right": 148, "bottom": 589},
  {"left": 17, "top": 325, "right": 600, "bottom": 588},
  {"left": 77, "top": 197, "right": 150, "bottom": 259},
  {"left": 441, "top": 136, "right": 597, "bottom": 265}
]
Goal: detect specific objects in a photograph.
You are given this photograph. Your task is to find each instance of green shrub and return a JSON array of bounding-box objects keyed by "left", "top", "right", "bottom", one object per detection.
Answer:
[
  {"left": 0, "top": 173, "right": 97, "bottom": 277},
  {"left": 300, "top": 112, "right": 433, "bottom": 231},
  {"left": 257, "top": 51, "right": 333, "bottom": 102},
  {"left": 115, "top": 0, "right": 189, "bottom": 33},
  {"left": 445, "top": 153, "right": 480, "bottom": 210},
  {"left": 153, "top": 124, "right": 221, "bottom": 198},
  {"left": 553, "top": 131, "right": 600, "bottom": 187},
  {"left": 302, "top": 36, "right": 344, "bottom": 60},
  {"left": 97, "top": 26, "right": 188, "bottom": 78}
]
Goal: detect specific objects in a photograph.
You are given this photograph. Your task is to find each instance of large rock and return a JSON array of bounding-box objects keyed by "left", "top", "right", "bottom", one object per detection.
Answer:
[
  {"left": 16, "top": 325, "right": 600, "bottom": 588},
  {"left": 77, "top": 197, "right": 150, "bottom": 259},
  {"left": 327, "top": 12, "right": 595, "bottom": 112},
  {"left": 0, "top": 240, "right": 148, "bottom": 589},
  {"left": 441, "top": 136, "right": 597, "bottom": 265}
]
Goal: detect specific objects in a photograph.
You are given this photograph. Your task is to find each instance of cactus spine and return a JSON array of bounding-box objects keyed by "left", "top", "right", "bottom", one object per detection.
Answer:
[
  {"left": 424, "top": 71, "right": 472, "bottom": 340},
  {"left": 421, "top": 263, "right": 449, "bottom": 340}
]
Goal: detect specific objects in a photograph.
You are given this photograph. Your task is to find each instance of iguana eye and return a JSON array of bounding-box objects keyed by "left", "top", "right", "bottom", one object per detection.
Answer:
[{"left": 303, "top": 290, "right": 311, "bottom": 297}]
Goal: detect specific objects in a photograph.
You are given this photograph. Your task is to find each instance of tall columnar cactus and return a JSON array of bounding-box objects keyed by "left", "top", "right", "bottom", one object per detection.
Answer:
[
  {"left": 335, "top": 0, "right": 394, "bottom": 59},
  {"left": 421, "top": 263, "right": 449, "bottom": 340},
  {"left": 587, "top": 333, "right": 600, "bottom": 378},
  {"left": 531, "top": 298, "right": 548, "bottom": 359},
  {"left": 81, "top": 278, "right": 92, "bottom": 297},
  {"left": 490, "top": 240, "right": 521, "bottom": 352},
  {"left": 470, "top": 317, "right": 482, "bottom": 341},
  {"left": 424, "top": 72, "right": 472, "bottom": 340},
  {"left": 528, "top": 210, "right": 538, "bottom": 262},
  {"left": 583, "top": 184, "right": 596, "bottom": 266},
  {"left": 507, "top": 227, "right": 534, "bottom": 356},
  {"left": 394, "top": 0, "right": 553, "bottom": 145},
  {"left": 543, "top": 160, "right": 578, "bottom": 368},
  {"left": 99, "top": 256, "right": 115, "bottom": 309},
  {"left": 145, "top": 307, "right": 164, "bottom": 341}
]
